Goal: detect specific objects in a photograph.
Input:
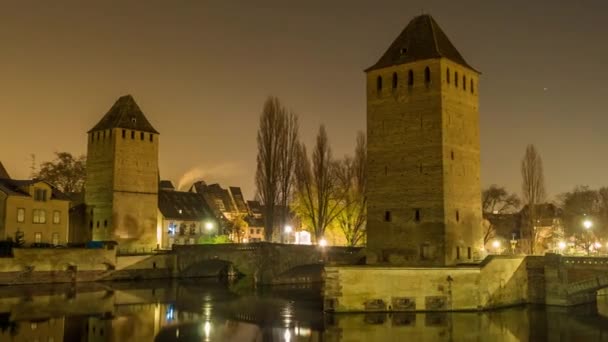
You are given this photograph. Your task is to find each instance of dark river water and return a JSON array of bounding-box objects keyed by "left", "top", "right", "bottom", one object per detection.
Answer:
[{"left": 1, "top": 279, "right": 608, "bottom": 341}]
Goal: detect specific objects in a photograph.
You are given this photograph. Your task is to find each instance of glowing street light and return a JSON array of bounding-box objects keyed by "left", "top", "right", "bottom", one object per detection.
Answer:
[
  {"left": 492, "top": 240, "right": 501, "bottom": 249},
  {"left": 558, "top": 241, "right": 567, "bottom": 250},
  {"left": 583, "top": 219, "right": 593, "bottom": 230},
  {"left": 205, "top": 221, "right": 214, "bottom": 231},
  {"left": 319, "top": 238, "right": 327, "bottom": 247},
  {"left": 284, "top": 225, "right": 293, "bottom": 233}
]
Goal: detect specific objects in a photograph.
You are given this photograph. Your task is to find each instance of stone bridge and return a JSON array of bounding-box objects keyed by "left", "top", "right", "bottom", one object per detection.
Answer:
[
  {"left": 173, "top": 242, "right": 364, "bottom": 285},
  {"left": 544, "top": 254, "right": 608, "bottom": 306}
]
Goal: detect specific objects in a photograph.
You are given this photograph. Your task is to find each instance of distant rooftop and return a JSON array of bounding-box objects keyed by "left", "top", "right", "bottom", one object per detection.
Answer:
[
  {"left": 366, "top": 14, "right": 476, "bottom": 72},
  {"left": 0, "top": 161, "right": 9, "bottom": 179}
]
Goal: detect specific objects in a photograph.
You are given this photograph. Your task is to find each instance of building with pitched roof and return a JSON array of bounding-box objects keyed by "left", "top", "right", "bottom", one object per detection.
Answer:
[
  {"left": 0, "top": 178, "right": 70, "bottom": 246},
  {"left": 0, "top": 162, "right": 9, "bottom": 179},
  {"left": 366, "top": 14, "right": 483, "bottom": 266},
  {"left": 157, "top": 189, "right": 218, "bottom": 248},
  {"left": 85, "top": 95, "right": 160, "bottom": 251}
]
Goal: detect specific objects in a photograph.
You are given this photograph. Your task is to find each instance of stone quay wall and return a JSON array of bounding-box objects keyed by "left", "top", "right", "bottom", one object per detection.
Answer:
[{"left": 324, "top": 256, "right": 543, "bottom": 312}]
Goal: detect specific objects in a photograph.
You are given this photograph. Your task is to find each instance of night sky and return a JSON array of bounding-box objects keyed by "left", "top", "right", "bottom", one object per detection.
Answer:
[{"left": 1, "top": 1, "right": 607, "bottom": 200}]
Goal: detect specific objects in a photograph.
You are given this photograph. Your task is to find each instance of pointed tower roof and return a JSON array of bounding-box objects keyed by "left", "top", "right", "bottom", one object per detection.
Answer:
[
  {"left": 366, "top": 14, "right": 477, "bottom": 72},
  {"left": 0, "top": 161, "right": 10, "bottom": 179},
  {"left": 88, "top": 95, "right": 159, "bottom": 134}
]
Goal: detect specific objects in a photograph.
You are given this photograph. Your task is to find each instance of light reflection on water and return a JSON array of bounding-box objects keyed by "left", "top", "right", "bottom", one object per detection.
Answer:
[{"left": 0, "top": 279, "right": 607, "bottom": 341}]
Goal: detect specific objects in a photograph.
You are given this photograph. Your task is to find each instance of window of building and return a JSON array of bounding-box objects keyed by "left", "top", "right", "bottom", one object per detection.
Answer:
[
  {"left": 104, "top": 220, "right": 108, "bottom": 227},
  {"left": 456, "top": 247, "right": 461, "bottom": 259},
  {"left": 456, "top": 210, "right": 460, "bottom": 222},
  {"left": 471, "top": 79, "right": 475, "bottom": 94},
  {"left": 257, "top": 228, "right": 262, "bottom": 234},
  {"left": 122, "top": 129, "right": 126, "bottom": 138},
  {"left": 33, "top": 209, "right": 46, "bottom": 224},
  {"left": 408, "top": 70, "right": 414, "bottom": 86},
  {"left": 463, "top": 75, "right": 467, "bottom": 90},
  {"left": 400, "top": 47, "right": 407, "bottom": 55},
  {"left": 424, "top": 67, "right": 431, "bottom": 83},
  {"left": 451, "top": 150, "right": 454, "bottom": 160},
  {"left": 17, "top": 208, "right": 25, "bottom": 223},
  {"left": 384, "top": 211, "right": 392, "bottom": 222},
  {"left": 53, "top": 210, "right": 60, "bottom": 224},
  {"left": 415, "top": 209, "right": 420, "bottom": 222},
  {"left": 140, "top": 132, "right": 144, "bottom": 140},
  {"left": 420, "top": 244, "right": 429, "bottom": 259},
  {"left": 376, "top": 75, "right": 383, "bottom": 93},
  {"left": 392, "top": 72, "right": 398, "bottom": 89},
  {"left": 446, "top": 68, "right": 450, "bottom": 84},
  {"left": 89, "top": 220, "right": 93, "bottom": 229},
  {"left": 467, "top": 247, "right": 472, "bottom": 259},
  {"left": 34, "top": 188, "right": 48, "bottom": 201},
  {"left": 108, "top": 130, "right": 112, "bottom": 138},
  {"left": 131, "top": 131, "right": 135, "bottom": 139},
  {"left": 96, "top": 221, "right": 100, "bottom": 228},
  {"left": 250, "top": 228, "right": 254, "bottom": 234},
  {"left": 150, "top": 134, "right": 154, "bottom": 142},
  {"left": 455, "top": 72, "right": 459, "bottom": 87},
  {"left": 52, "top": 232, "right": 59, "bottom": 246},
  {"left": 34, "top": 232, "right": 42, "bottom": 243},
  {"left": 131, "top": 117, "right": 137, "bottom": 124}
]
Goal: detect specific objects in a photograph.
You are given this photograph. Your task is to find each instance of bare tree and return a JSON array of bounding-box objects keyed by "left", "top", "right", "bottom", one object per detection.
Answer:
[
  {"left": 277, "top": 111, "right": 299, "bottom": 242},
  {"left": 255, "top": 97, "right": 284, "bottom": 242},
  {"left": 335, "top": 132, "right": 367, "bottom": 246},
  {"left": 521, "top": 144, "right": 546, "bottom": 254},
  {"left": 481, "top": 185, "right": 521, "bottom": 246},
  {"left": 35, "top": 152, "right": 86, "bottom": 193},
  {"left": 293, "top": 126, "right": 345, "bottom": 242}
]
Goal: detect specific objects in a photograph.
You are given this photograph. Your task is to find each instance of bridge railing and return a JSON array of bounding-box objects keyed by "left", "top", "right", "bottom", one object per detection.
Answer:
[{"left": 562, "top": 256, "right": 608, "bottom": 266}]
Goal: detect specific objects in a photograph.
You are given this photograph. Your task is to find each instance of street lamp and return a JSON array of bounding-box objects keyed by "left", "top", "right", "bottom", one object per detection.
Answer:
[
  {"left": 283, "top": 225, "right": 293, "bottom": 244},
  {"left": 205, "top": 221, "right": 214, "bottom": 231},
  {"left": 492, "top": 240, "right": 501, "bottom": 254},
  {"left": 582, "top": 219, "right": 593, "bottom": 255},
  {"left": 558, "top": 241, "right": 566, "bottom": 254},
  {"left": 319, "top": 238, "right": 327, "bottom": 247}
]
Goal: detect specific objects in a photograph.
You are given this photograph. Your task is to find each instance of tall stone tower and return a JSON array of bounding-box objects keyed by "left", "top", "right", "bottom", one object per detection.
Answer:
[
  {"left": 366, "top": 15, "right": 483, "bottom": 266},
  {"left": 85, "top": 95, "right": 160, "bottom": 250}
]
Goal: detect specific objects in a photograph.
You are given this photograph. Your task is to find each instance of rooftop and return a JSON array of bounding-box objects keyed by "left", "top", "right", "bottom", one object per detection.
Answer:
[
  {"left": 366, "top": 14, "right": 476, "bottom": 72},
  {"left": 88, "top": 94, "right": 159, "bottom": 134}
]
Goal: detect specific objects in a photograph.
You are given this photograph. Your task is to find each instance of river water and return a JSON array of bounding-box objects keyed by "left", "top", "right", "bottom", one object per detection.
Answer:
[{"left": 1, "top": 279, "right": 607, "bottom": 341}]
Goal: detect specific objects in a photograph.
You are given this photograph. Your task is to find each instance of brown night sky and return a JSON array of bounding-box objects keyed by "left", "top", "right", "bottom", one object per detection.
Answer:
[{"left": 1, "top": 1, "right": 607, "bottom": 200}]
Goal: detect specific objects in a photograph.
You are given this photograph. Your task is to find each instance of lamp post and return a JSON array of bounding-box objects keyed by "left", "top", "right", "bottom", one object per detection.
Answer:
[
  {"left": 583, "top": 219, "right": 592, "bottom": 255},
  {"left": 492, "top": 240, "right": 501, "bottom": 255},
  {"left": 510, "top": 233, "right": 517, "bottom": 255}
]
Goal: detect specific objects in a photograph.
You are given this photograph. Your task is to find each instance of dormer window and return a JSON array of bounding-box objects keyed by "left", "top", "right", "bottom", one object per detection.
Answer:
[
  {"left": 131, "top": 117, "right": 137, "bottom": 124},
  {"left": 400, "top": 48, "right": 408, "bottom": 55}
]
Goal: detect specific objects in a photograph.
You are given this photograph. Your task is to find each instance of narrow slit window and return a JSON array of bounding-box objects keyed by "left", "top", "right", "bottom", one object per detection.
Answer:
[
  {"left": 456, "top": 210, "right": 460, "bottom": 222},
  {"left": 140, "top": 132, "right": 144, "bottom": 140},
  {"left": 384, "top": 211, "right": 392, "bottom": 222},
  {"left": 415, "top": 209, "right": 420, "bottom": 222},
  {"left": 408, "top": 70, "right": 414, "bottom": 86},
  {"left": 392, "top": 72, "right": 398, "bottom": 89},
  {"left": 451, "top": 150, "right": 454, "bottom": 160},
  {"left": 424, "top": 67, "right": 430, "bottom": 84},
  {"left": 471, "top": 79, "right": 475, "bottom": 94},
  {"left": 122, "top": 129, "right": 126, "bottom": 138},
  {"left": 456, "top": 247, "right": 461, "bottom": 259},
  {"left": 463, "top": 75, "right": 467, "bottom": 90},
  {"left": 376, "top": 76, "right": 383, "bottom": 93},
  {"left": 446, "top": 68, "right": 450, "bottom": 84},
  {"left": 149, "top": 134, "right": 153, "bottom": 142},
  {"left": 131, "top": 131, "right": 135, "bottom": 139},
  {"left": 467, "top": 247, "right": 472, "bottom": 259},
  {"left": 455, "top": 72, "right": 459, "bottom": 87}
]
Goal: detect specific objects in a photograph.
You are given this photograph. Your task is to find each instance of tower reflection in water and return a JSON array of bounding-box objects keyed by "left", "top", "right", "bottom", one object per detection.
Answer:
[{"left": 0, "top": 280, "right": 608, "bottom": 341}]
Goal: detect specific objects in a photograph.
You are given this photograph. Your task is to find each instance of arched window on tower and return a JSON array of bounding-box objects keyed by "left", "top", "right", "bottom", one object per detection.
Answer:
[
  {"left": 376, "top": 76, "right": 383, "bottom": 94},
  {"left": 424, "top": 67, "right": 431, "bottom": 84},
  {"left": 446, "top": 68, "right": 450, "bottom": 84},
  {"left": 392, "top": 72, "right": 398, "bottom": 90},
  {"left": 470, "top": 79, "right": 475, "bottom": 94},
  {"left": 463, "top": 75, "right": 467, "bottom": 91},
  {"left": 455, "top": 71, "right": 459, "bottom": 87},
  {"left": 408, "top": 70, "right": 414, "bottom": 86}
]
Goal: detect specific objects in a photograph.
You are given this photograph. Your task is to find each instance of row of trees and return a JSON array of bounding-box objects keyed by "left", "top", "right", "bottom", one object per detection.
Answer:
[
  {"left": 485, "top": 144, "right": 608, "bottom": 254},
  {"left": 255, "top": 96, "right": 366, "bottom": 245}
]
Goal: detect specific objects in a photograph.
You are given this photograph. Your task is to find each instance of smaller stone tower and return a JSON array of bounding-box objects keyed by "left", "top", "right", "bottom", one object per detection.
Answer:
[{"left": 85, "top": 95, "right": 160, "bottom": 250}]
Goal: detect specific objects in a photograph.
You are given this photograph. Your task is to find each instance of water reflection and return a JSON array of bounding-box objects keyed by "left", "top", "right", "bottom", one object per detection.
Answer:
[{"left": 0, "top": 279, "right": 608, "bottom": 341}]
